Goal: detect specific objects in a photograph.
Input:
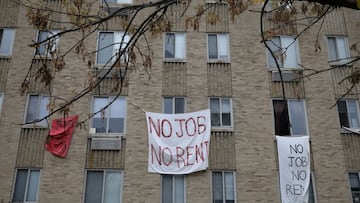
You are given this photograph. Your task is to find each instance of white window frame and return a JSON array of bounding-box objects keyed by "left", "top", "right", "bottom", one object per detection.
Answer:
[
  {"left": 23, "top": 94, "right": 49, "bottom": 127},
  {"left": 34, "top": 30, "right": 59, "bottom": 57},
  {"left": 101, "top": 0, "right": 133, "bottom": 4},
  {"left": 91, "top": 96, "right": 127, "bottom": 135},
  {"left": 83, "top": 170, "right": 123, "bottom": 203},
  {"left": 337, "top": 100, "right": 360, "bottom": 129},
  {"left": 266, "top": 35, "right": 300, "bottom": 70},
  {"left": 96, "top": 31, "right": 130, "bottom": 66},
  {"left": 163, "top": 97, "right": 186, "bottom": 114},
  {"left": 163, "top": 32, "right": 186, "bottom": 61},
  {"left": 161, "top": 175, "right": 186, "bottom": 203},
  {"left": 0, "top": 28, "right": 15, "bottom": 57},
  {"left": 207, "top": 33, "right": 230, "bottom": 62},
  {"left": 327, "top": 36, "right": 350, "bottom": 65},
  {"left": 209, "top": 97, "right": 233, "bottom": 129},
  {"left": 349, "top": 172, "right": 360, "bottom": 203},
  {"left": 12, "top": 168, "right": 41, "bottom": 203},
  {"left": 211, "top": 171, "right": 236, "bottom": 203},
  {"left": 272, "top": 99, "right": 309, "bottom": 136}
]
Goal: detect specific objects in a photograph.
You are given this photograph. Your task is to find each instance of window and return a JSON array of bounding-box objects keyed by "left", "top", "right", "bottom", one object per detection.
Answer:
[
  {"left": 337, "top": 100, "right": 360, "bottom": 129},
  {"left": 327, "top": 36, "right": 350, "bottom": 64},
  {"left": 164, "top": 33, "right": 186, "bottom": 60},
  {"left": 207, "top": 33, "right": 230, "bottom": 61},
  {"left": 24, "top": 95, "right": 49, "bottom": 126},
  {"left": 266, "top": 36, "right": 299, "bottom": 69},
  {"left": 212, "top": 171, "right": 235, "bottom": 203},
  {"left": 92, "top": 96, "right": 126, "bottom": 134},
  {"left": 97, "top": 31, "right": 130, "bottom": 65},
  {"left": 272, "top": 99, "right": 308, "bottom": 136},
  {"left": 209, "top": 97, "right": 232, "bottom": 128},
  {"left": 349, "top": 172, "right": 360, "bottom": 203},
  {"left": 12, "top": 169, "right": 40, "bottom": 203},
  {"left": 163, "top": 97, "right": 185, "bottom": 114},
  {"left": 84, "top": 170, "right": 122, "bottom": 203},
  {"left": 161, "top": 175, "right": 185, "bottom": 203},
  {"left": 0, "top": 28, "right": 15, "bottom": 57},
  {"left": 102, "top": 0, "right": 132, "bottom": 4},
  {"left": 308, "top": 173, "right": 317, "bottom": 203},
  {"left": 35, "top": 30, "right": 59, "bottom": 56}
]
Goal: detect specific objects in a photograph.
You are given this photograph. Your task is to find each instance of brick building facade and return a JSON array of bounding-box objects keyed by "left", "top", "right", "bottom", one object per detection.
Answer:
[{"left": 0, "top": 0, "right": 360, "bottom": 202}]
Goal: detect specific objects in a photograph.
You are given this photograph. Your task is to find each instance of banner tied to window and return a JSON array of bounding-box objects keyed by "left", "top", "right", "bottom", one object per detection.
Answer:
[
  {"left": 45, "top": 115, "right": 78, "bottom": 158},
  {"left": 276, "top": 136, "right": 310, "bottom": 203},
  {"left": 146, "top": 109, "right": 211, "bottom": 174}
]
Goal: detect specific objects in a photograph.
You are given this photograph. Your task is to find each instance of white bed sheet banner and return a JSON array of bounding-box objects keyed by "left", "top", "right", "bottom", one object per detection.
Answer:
[
  {"left": 146, "top": 109, "right": 211, "bottom": 174},
  {"left": 276, "top": 136, "right": 310, "bottom": 203}
]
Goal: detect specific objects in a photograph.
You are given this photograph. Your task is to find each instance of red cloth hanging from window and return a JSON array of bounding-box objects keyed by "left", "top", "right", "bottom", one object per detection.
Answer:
[{"left": 45, "top": 115, "right": 78, "bottom": 158}]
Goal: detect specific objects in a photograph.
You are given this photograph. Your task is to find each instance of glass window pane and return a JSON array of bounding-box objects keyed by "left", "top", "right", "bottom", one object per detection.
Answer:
[
  {"left": 37, "top": 31, "right": 49, "bottom": 55},
  {"left": 349, "top": 173, "right": 360, "bottom": 188},
  {"left": 0, "top": 29, "right": 2, "bottom": 46},
  {"left": 266, "top": 37, "right": 281, "bottom": 68},
  {"left": 224, "top": 172, "right": 234, "bottom": 201},
  {"left": 273, "top": 100, "right": 290, "bottom": 135},
  {"left": 108, "top": 118, "right": 124, "bottom": 133},
  {"left": 38, "top": 96, "right": 49, "bottom": 126},
  {"left": 336, "top": 37, "right": 348, "bottom": 62},
  {"left": 165, "top": 33, "right": 175, "bottom": 58},
  {"left": 12, "top": 169, "right": 28, "bottom": 202},
  {"left": 347, "top": 101, "right": 360, "bottom": 128},
  {"left": 337, "top": 101, "right": 349, "bottom": 128},
  {"left": 174, "top": 175, "right": 184, "bottom": 203},
  {"left": 221, "top": 99, "right": 231, "bottom": 126},
  {"left": 327, "top": 37, "right": 337, "bottom": 61},
  {"left": 26, "top": 95, "right": 39, "bottom": 123},
  {"left": 175, "top": 33, "right": 185, "bottom": 59},
  {"left": 308, "top": 176, "right": 316, "bottom": 203},
  {"left": 97, "top": 32, "right": 114, "bottom": 64},
  {"left": 92, "top": 97, "right": 108, "bottom": 133},
  {"left": 208, "top": 34, "right": 218, "bottom": 59},
  {"left": 104, "top": 171, "right": 121, "bottom": 203},
  {"left": 210, "top": 98, "right": 220, "bottom": 126},
  {"left": 218, "top": 34, "right": 229, "bottom": 60},
  {"left": 26, "top": 170, "right": 40, "bottom": 201},
  {"left": 175, "top": 98, "right": 185, "bottom": 114},
  {"left": 164, "top": 97, "right": 173, "bottom": 114},
  {"left": 109, "top": 98, "right": 125, "bottom": 118},
  {"left": 288, "top": 100, "right": 307, "bottom": 135},
  {"left": 93, "top": 97, "right": 109, "bottom": 118},
  {"left": 85, "top": 171, "right": 103, "bottom": 203},
  {"left": 282, "top": 36, "right": 298, "bottom": 68},
  {"left": 162, "top": 175, "right": 173, "bottom": 203},
  {"left": 0, "top": 29, "right": 15, "bottom": 55},
  {"left": 0, "top": 93, "right": 3, "bottom": 113},
  {"left": 212, "top": 172, "right": 223, "bottom": 202}
]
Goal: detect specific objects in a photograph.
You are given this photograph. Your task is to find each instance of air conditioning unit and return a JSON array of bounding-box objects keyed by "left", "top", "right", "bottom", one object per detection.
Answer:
[
  {"left": 271, "top": 71, "right": 300, "bottom": 82},
  {"left": 91, "top": 138, "right": 122, "bottom": 150}
]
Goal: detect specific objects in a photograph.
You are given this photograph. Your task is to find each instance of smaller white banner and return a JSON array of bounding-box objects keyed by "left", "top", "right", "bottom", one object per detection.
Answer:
[
  {"left": 276, "top": 136, "right": 310, "bottom": 203},
  {"left": 146, "top": 109, "right": 211, "bottom": 174}
]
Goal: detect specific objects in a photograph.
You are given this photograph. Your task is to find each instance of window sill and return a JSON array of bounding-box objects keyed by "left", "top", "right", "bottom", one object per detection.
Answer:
[
  {"left": 211, "top": 127, "right": 234, "bottom": 132},
  {"left": 0, "top": 55, "right": 11, "bottom": 59},
  {"left": 21, "top": 124, "right": 48, "bottom": 129},
  {"left": 207, "top": 60, "right": 230, "bottom": 64},
  {"left": 88, "top": 133, "right": 125, "bottom": 138},
  {"left": 163, "top": 59, "right": 186, "bottom": 63},
  {"left": 268, "top": 67, "right": 303, "bottom": 72}
]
